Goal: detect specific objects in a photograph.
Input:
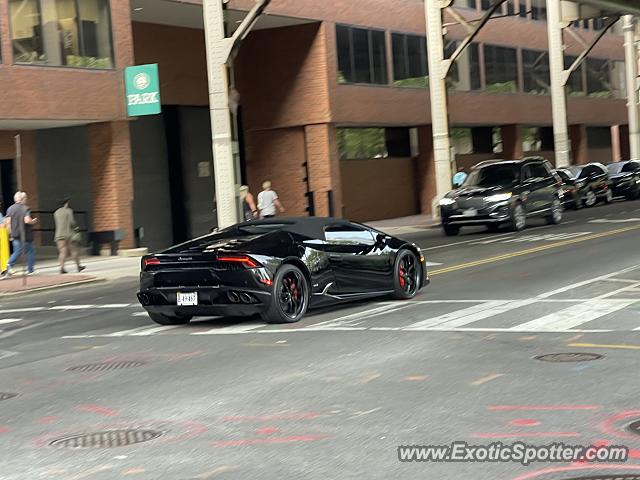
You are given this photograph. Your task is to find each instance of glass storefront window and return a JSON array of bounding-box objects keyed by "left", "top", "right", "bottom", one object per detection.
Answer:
[
  {"left": 392, "top": 33, "right": 428, "bottom": 88},
  {"left": 10, "top": 0, "right": 113, "bottom": 68},
  {"left": 336, "top": 25, "right": 388, "bottom": 86}
]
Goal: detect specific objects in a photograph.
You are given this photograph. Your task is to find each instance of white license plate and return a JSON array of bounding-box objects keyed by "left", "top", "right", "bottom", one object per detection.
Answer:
[
  {"left": 463, "top": 208, "right": 478, "bottom": 217},
  {"left": 177, "top": 292, "right": 198, "bottom": 306}
]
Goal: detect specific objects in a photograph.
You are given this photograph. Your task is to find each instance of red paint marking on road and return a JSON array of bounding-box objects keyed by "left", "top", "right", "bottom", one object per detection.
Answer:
[
  {"left": 255, "top": 427, "right": 280, "bottom": 435},
  {"left": 35, "top": 416, "right": 60, "bottom": 424},
  {"left": 123, "top": 468, "right": 146, "bottom": 475},
  {"left": 20, "top": 379, "right": 35, "bottom": 385},
  {"left": 77, "top": 404, "right": 120, "bottom": 417},
  {"left": 472, "top": 432, "right": 580, "bottom": 439},
  {"left": 509, "top": 419, "right": 540, "bottom": 427},
  {"left": 0, "top": 426, "right": 10, "bottom": 434},
  {"left": 628, "top": 449, "right": 640, "bottom": 459},
  {"left": 511, "top": 464, "right": 640, "bottom": 480},
  {"left": 599, "top": 410, "right": 640, "bottom": 440},
  {"left": 221, "top": 412, "right": 319, "bottom": 422},
  {"left": 212, "top": 434, "right": 326, "bottom": 447},
  {"left": 488, "top": 405, "right": 600, "bottom": 411}
]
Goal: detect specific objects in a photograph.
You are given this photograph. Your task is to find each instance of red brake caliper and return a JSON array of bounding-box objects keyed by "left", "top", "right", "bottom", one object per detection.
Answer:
[
  {"left": 292, "top": 279, "right": 298, "bottom": 301},
  {"left": 399, "top": 264, "right": 406, "bottom": 288}
]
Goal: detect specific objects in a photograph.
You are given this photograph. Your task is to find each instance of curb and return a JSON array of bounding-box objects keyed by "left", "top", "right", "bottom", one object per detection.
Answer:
[{"left": 0, "top": 277, "right": 106, "bottom": 297}]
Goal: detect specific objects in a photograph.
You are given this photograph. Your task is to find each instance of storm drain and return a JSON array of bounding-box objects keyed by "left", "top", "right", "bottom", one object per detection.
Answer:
[
  {"left": 534, "top": 353, "right": 604, "bottom": 363},
  {"left": 0, "top": 392, "right": 18, "bottom": 401},
  {"left": 67, "top": 361, "right": 146, "bottom": 372},
  {"left": 49, "top": 429, "right": 162, "bottom": 448},
  {"left": 558, "top": 476, "right": 640, "bottom": 480},
  {"left": 627, "top": 420, "right": 640, "bottom": 436}
]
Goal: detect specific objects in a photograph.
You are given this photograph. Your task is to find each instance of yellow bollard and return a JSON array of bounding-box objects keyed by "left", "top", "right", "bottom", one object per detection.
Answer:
[{"left": 0, "top": 226, "right": 9, "bottom": 272}]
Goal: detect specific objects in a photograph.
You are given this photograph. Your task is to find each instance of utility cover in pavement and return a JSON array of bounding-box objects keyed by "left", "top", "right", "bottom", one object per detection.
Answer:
[
  {"left": 0, "top": 392, "right": 18, "bottom": 401},
  {"left": 67, "top": 361, "right": 146, "bottom": 372},
  {"left": 49, "top": 429, "right": 162, "bottom": 448},
  {"left": 534, "top": 353, "right": 604, "bottom": 362},
  {"left": 627, "top": 420, "right": 640, "bottom": 436}
]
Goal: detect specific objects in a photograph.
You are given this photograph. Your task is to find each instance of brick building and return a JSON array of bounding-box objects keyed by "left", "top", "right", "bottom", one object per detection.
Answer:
[{"left": 0, "top": 0, "right": 630, "bottom": 252}]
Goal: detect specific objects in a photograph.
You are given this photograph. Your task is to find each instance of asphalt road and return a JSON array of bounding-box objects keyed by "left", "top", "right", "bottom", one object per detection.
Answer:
[{"left": 2, "top": 200, "right": 640, "bottom": 479}]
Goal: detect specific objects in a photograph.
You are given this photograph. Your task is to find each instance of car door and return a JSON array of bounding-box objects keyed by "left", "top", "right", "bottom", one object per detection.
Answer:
[
  {"left": 521, "top": 162, "right": 553, "bottom": 212},
  {"left": 323, "top": 224, "right": 391, "bottom": 294}
]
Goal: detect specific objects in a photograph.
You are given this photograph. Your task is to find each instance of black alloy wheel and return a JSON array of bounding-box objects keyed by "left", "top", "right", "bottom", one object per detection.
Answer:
[
  {"left": 393, "top": 250, "right": 420, "bottom": 300},
  {"left": 443, "top": 223, "right": 460, "bottom": 236},
  {"left": 148, "top": 312, "right": 192, "bottom": 326},
  {"left": 545, "top": 198, "right": 563, "bottom": 225},
  {"left": 604, "top": 188, "right": 614, "bottom": 204},
  {"left": 263, "top": 264, "right": 309, "bottom": 324},
  {"left": 510, "top": 202, "right": 526, "bottom": 232},
  {"left": 584, "top": 190, "right": 597, "bottom": 207}
]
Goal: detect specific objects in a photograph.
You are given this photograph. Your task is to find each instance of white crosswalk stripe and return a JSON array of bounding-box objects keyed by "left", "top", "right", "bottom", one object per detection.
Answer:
[
  {"left": 191, "top": 323, "right": 266, "bottom": 335},
  {"left": 404, "top": 300, "right": 537, "bottom": 330}
]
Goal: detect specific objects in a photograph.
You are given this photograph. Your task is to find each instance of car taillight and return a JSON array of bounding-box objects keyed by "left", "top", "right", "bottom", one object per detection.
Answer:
[
  {"left": 217, "top": 255, "right": 260, "bottom": 268},
  {"left": 143, "top": 257, "right": 161, "bottom": 269}
]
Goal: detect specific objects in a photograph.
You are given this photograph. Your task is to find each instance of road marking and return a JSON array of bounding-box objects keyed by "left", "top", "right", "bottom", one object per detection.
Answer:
[
  {"left": 568, "top": 342, "right": 640, "bottom": 350},
  {"left": 425, "top": 261, "right": 443, "bottom": 266},
  {"left": 97, "top": 304, "right": 130, "bottom": 308},
  {"left": 589, "top": 218, "right": 640, "bottom": 223},
  {"left": 49, "top": 305, "right": 95, "bottom": 310},
  {"left": 471, "top": 374, "right": 504, "bottom": 386},
  {"left": 192, "top": 323, "right": 266, "bottom": 335},
  {"left": 308, "top": 304, "right": 403, "bottom": 328},
  {"left": 132, "top": 312, "right": 148, "bottom": 317},
  {"left": 430, "top": 226, "right": 640, "bottom": 276},
  {"left": 537, "top": 263, "right": 640, "bottom": 299},
  {"left": 0, "top": 307, "right": 45, "bottom": 314},
  {"left": 130, "top": 325, "right": 184, "bottom": 336},
  {"left": 401, "top": 327, "right": 612, "bottom": 333},
  {"left": 405, "top": 300, "right": 536, "bottom": 330},
  {"left": 488, "top": 405, "right": 600, "bottom": 411},
  {"left": 500, "top": 233, "right": 591, "bottom": 244},
  {"left": 0, "top": 318, "right": 21, "bottom": 325},
  {"left": 512, "top": 299, "right": 637, "bottom": 331}
]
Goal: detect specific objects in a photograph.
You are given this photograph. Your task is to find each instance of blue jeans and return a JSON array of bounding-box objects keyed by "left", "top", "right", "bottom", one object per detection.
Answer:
[{"left": 8, "top": 239, "right": 35, "bottom": 273}]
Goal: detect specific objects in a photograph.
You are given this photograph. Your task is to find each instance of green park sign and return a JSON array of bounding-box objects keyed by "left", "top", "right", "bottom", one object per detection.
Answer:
[{"left": 125, "top": 64, "right": 161, "bottom": 117}]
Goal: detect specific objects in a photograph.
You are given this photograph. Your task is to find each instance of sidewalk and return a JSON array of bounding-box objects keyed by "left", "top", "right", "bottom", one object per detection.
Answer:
[
  {"left": 368, "top": 214, "right": 439, "bottom": 235},
  {"left": 0, "top": 255, "right": 141, "bottom": 295}
]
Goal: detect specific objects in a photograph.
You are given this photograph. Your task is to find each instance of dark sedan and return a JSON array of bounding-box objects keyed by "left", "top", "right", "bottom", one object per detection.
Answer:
[
  {"left": 137, "top": 217, "right": 429, "bottom": 325},
  {"left": 440, "top": 157, "right": 563, "bottom": 235},
  {"left": 607, "top": 160, "right": 640, "bottom": 200},
  {"left": 557, "top": 163, "right": 613, "bottom": 208}
]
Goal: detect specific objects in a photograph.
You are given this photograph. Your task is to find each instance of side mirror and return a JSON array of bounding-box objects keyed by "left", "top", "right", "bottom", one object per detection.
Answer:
[{"left": 375, "top": 233, "right": 388, "bottom": 246}]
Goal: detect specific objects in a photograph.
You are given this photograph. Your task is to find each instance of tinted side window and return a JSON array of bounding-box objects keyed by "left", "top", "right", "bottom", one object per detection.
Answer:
[
  {"left": 524, "top": 163, "right": 549, "bottom": 180},
  {"left": 325, "top": 226, "right": 375, "bottom": 245},
  {"left": 579, "top": 167, "right": 592, "bottom": 179},
  {"left": 622, "top": 162, "right": 640, "bottom": 173}
]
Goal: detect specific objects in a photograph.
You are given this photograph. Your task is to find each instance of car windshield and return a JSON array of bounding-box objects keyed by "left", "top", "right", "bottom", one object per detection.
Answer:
[
  {"left": 567, "top": 166, "right": 583, "bottom": 178},
  {"left": 607, "top": 163, "right": 624, "bottom": 174},
  {"left": 555, "top": 170, "right": 571, "bottom": 181},
  {"left": 464, "top": 164, "right": 520, "bottom": 188}
]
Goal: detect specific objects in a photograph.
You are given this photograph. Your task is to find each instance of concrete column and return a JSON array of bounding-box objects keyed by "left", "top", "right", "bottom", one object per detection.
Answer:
[
  {"left": 425, "top": 1, "right": 453, "bottom": 218},
  {"left": 416, "top": 125, "right": 437, "bottom": 216},
  {"left": 623, "top": 15, "right": 640, "bottom": 160},
  {"left": 501, "top": 125, "right": 523, "bottom": 159},
  {"left": 305, "top": 124, "right": 342, "bottom": 217},
  {"left": 620, "top": 125, "right": 632, "bottom": 161},
  {"left": 570, "top": 124, "right": 588, "bottom": 165},
  {"left": 88, "top": 121, "right": 135, "bottom": 249},
  {"left": 546, "top": 0, "right": 572, "bottom": 167}
]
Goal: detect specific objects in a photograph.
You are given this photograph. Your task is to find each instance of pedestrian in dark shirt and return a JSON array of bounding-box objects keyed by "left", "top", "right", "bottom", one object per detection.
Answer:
[{"left": 3, "top": 192, "right": 38, "bottom": 277}]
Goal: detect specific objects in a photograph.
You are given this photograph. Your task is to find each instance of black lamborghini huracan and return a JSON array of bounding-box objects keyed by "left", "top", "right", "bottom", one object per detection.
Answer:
[{"left": 137, "top": 217, "right": 430, "bottom": 325}]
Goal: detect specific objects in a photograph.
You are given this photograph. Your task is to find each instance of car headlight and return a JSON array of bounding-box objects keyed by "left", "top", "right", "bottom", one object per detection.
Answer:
[
  {"left": 439, "top": 198, "right": 456, "bottom": 206},
  {"left": 485, "top": 193, "right": 512, "bottom": 203}
]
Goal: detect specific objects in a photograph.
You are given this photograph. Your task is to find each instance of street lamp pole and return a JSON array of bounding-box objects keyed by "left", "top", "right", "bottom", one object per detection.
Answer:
[{"left": 623, "top": 15, "right": 640, "bottom": 160}]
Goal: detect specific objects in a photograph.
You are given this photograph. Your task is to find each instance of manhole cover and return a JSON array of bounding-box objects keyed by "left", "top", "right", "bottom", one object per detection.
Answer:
[
  {"left": 49, "top": 429, "right": 162, "bottom": 448},
  {"left": 627, "top": 420, "right": 640, "bottom": 435},
  {"left": 559, "top": 476, "right": 640, "bottom": 480},
  {"left": 67, "top": 361, "right": 146, "bottom": 372},
  {"left": 0, "top": 392, "right": 18, "bottom": 401},
  {"left": 534, "top": 353, "right": 604, "bottom": 363}
]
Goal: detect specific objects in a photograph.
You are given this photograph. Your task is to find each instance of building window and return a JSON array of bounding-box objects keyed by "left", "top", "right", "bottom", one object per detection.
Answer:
[
  {"left": 9, "top": 0, "right": 113, "bottom": 68},
  {"left": 484, "top": 44, "right": 518, "bottom": 93},
  {"left": 530, "top": 0, "right": 546, "bottom": 20},
  {"left": 392, "top": 33, "right": 427, "bottom": 87},
  {"left": 586, "top": 58, "right": 611, "bottom": 98},
  {"left": 445, "top": 41, "right": 481, "bottom": 91},
  {"left": 522, "top": 49, "right": 550, "bottom": 95},
  {"left": 336, "top": 25, "right": 388, "bottom": 85},
  {"left": 564, "top": 55, "right": 585, "bottom": 96},
  {"left": 337, "top": 128, "right": 388, "bottom": 160}
]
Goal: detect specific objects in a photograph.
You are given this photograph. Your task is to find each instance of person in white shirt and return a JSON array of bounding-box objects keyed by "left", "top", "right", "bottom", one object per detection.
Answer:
[{"left": 257, "top": 180, "right": 285, "bottom": 218}]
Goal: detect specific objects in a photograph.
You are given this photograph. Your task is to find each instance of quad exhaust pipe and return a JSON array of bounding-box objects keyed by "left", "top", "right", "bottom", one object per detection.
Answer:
[
  {"left": 227, "top": 291, "right": 254, "bottom": 304},
  {"left": 138, "top": 293, "right": 152, "bottom": 306}
]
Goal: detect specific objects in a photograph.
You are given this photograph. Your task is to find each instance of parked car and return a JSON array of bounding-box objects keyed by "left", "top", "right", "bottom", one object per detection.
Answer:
[
  {"left": 138, "top": 217, "right": 429, "bottom": 325},
  {"left": 606, "top": 160, "right": 640, "bottom": 200},
  {"left": 557, "top": 163, "right": 612, "bottom": 208},
  {"left": 439, "top": 157, "right": 563, "bottom": 236}
]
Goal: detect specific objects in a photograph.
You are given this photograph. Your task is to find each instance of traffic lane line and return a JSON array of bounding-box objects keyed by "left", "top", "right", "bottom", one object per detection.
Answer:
[
  {"left": 429, "top": 225, "right": 640, "bottom": 276},
  {"left": 568, "top": 342, "right": 640, "bottom": 350}
]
